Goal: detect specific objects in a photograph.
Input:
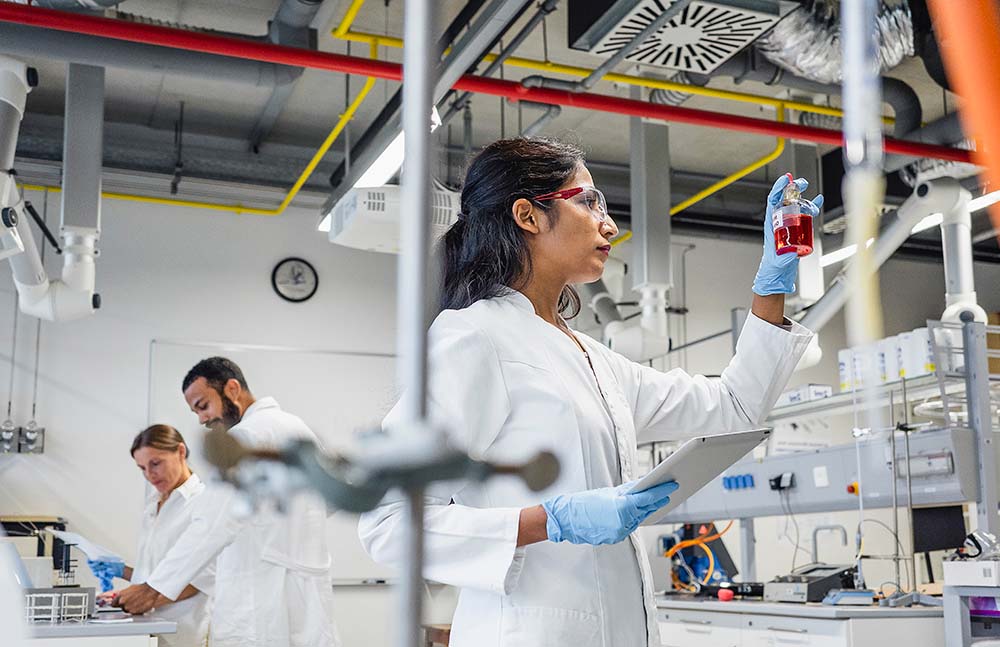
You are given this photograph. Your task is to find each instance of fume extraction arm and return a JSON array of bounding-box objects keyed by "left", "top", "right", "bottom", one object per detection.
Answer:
[{"left": 0, "top": 55, "right": 101, "bottom": 322}]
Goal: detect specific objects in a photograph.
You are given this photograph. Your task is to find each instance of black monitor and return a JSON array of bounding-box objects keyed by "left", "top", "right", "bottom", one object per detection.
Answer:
[{"left": 912, "top": 505, "right": 967, "bottom": 553}]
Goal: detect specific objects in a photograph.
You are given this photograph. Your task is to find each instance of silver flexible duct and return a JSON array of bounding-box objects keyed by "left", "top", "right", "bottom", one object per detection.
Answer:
[
  {"left": 31, "top": 0, "right": 121, "bottom": 8},
  {"left": 757, "top": 0, "right": 914, "bottom": 85}
]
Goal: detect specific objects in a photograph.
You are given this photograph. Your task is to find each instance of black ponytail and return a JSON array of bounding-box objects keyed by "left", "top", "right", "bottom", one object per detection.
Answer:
[{"left": 441, "top": 137, "right": 583, "bottom": 317}]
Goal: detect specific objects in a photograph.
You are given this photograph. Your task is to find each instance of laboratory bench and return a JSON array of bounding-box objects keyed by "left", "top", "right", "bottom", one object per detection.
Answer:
[
  {"left": 655, "top": 595, "right": 944, "bottom": 647},
  {"left": 28, "top": 615, "right": 176, "bottom": 646}
]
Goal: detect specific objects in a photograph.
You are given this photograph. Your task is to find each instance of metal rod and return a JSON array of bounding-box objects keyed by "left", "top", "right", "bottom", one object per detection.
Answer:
[
  {"left": 397, "top": 0, "right": 436, "bottom": 645},
  {"left": 443, "top": 0, "right": 557, "bottom": 121},
  {"left": 889, "top": 390, "right": 901, "bottom": 591},
  {"left": 664, "top": 329, "right": 730, "bottom": 355},
  {"left": 961, "top": 313, "right": 1000, "bottom": 536},
  {"left": 739, "top": 518, "right": 757, "bottom": 582},
  {"left": 397, "top": 0, "right": 435, "bottom": 421},
  {"left": 0, "top": 3, "right": 973, "bottom": 163},
  {"left": 401, "top": 488, "right": 425, "bottom": 647},
  {"left": 901, "top": 377, "right": 918, "bottom": 591}
]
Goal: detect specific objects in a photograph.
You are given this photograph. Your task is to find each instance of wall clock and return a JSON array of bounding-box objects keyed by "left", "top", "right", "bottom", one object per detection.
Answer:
[{"left": 271, "top": 257, "right": 318, "bottom": 303}]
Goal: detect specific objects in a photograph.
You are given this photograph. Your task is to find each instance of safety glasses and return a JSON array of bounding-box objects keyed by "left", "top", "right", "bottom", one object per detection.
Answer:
[{"left": 532, "top": 186, "right": 610, "bottom": 223}]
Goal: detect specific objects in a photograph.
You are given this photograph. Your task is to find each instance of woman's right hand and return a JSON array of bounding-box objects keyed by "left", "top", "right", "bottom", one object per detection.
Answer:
[{"left": 542, "top": 480, "right": 679, "bottom": 545}]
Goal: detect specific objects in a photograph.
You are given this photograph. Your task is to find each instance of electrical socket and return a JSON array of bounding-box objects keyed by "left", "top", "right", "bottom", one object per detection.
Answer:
[{"left": 769, "top": 472, "right": 795, "bottom": 491}]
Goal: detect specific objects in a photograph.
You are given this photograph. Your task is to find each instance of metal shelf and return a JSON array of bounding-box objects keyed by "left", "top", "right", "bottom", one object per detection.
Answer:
[{"left": 765, "top": 374, "right": 956, "bottom": 423}]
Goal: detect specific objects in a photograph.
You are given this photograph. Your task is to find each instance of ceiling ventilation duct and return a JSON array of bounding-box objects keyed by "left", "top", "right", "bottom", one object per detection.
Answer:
[
  {"left": 568, "top": 0, "right": 791, "bottom": 74},
  {"left": 756, "top": 0, "right": 914, "bottom": 84}
]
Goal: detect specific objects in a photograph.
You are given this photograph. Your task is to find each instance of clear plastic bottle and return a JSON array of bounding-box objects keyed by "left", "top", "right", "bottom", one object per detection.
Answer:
[{"left": 772, "top": 173, "right": 814, "bottom": 257}]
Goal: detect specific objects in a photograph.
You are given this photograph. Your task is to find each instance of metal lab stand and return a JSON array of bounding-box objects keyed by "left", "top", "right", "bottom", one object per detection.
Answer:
[
  {"left": 940, "top": 314, "right": 1000, "bottom": 645},
  {"left": 929, "top": 315, "right": 1000, "bottom": 538}
]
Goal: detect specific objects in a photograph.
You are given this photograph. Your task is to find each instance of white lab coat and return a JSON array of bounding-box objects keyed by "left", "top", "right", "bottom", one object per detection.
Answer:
[
  {"left": 359, "top": 290, "right": 812, "bottom": 647},
  {"left": 146, "top": 398, "right": 340, "bottom": 647},
  {"left": 0, "top": 530, "right": 28, "bottom": 647},
  {"left": 131, "top": 473, "right": 213, "bottom": 647}
]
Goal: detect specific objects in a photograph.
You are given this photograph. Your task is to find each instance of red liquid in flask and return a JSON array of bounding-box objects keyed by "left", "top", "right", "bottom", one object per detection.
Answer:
[{"left": 774, "top": 208, "right": 814, "bottom": 257}]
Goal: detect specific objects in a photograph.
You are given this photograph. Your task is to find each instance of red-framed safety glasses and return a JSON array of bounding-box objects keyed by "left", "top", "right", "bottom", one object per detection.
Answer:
[{"left": 532, "top": 186, "right": 610, "bottom": 223}]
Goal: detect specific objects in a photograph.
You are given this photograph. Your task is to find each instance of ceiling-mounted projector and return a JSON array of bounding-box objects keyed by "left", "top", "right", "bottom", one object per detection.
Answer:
[{"left": 323, "top": 184, "right": 460, "bottom": 254}]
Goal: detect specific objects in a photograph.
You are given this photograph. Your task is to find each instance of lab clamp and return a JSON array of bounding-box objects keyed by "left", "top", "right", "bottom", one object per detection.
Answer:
[{"left": 201, "top": 422, "right": 560, "bottom": 513}]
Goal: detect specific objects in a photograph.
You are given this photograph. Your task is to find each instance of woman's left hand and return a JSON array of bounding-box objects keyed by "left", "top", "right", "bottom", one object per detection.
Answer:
[{"left": 752, "top": 174, "right": 824, "bottom": 296}]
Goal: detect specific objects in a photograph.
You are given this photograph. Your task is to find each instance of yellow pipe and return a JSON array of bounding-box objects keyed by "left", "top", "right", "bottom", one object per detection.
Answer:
[
  {"left": 22, "top": 42, "right": 379, "bottom": 215},
  {"left": 334, "top": 0, "right": 367, "bottom": 37},
  {"left": 336, "top": 27, "right": 867, "bottom": 122},
  {"left": 610, "top": 105, "right": 786, "bottom": 245},
  {"left": 610, "top": 229, "right": 632, "bottom": 247},
  {"left": 670, "top": 104, "right": 787, "bottom": 216}
]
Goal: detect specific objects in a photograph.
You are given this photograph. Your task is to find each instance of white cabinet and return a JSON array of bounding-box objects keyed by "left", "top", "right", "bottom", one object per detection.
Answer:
[
  {"left": 656, "top": 605, "right": 944, "bottom": 647},
  {"left": 658, "top": 609, "right": 741, "bottom": 647},
  {"left": 741, "top": 614, "right": 846, "bottom": 647}
]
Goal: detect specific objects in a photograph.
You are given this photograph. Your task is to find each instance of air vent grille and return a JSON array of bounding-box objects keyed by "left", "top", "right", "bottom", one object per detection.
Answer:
[{"left": 589, "top": 0, "right": 783, "bottom": 74}]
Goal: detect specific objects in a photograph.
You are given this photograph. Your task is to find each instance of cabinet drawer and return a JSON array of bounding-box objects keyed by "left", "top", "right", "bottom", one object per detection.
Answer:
[
  {"left": 659, "top": 609, "right": 742, "bottom": 647},
  {"left": 742, "top": 613, "right": 848, "bottom": 647}
]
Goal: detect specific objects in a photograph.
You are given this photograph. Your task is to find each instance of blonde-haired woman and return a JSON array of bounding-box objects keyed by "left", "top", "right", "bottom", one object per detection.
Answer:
[{"left": 88, "top": 424, "right": 214, "bottom": 647}]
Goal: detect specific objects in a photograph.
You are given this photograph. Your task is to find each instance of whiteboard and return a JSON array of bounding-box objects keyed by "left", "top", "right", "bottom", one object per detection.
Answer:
[{"left": 147, "top": 339, "right": 399, "bottom": 581}]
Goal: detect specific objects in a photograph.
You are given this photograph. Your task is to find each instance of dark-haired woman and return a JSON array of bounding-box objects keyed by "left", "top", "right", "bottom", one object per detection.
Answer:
[
  {"left": 88, "top": 425, "right": 213, "bottom": 647},
  {"left": 360, "top": 138, "right": 820, "bottom": 647}
]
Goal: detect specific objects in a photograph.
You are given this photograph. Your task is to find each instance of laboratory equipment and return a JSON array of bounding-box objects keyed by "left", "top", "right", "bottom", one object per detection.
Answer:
[
  {"left": 773, "top": 172, "right": 814, "bottom": 256},
  {"left": 23, "top": 586, "right": 95, "bottom": 624},
  {"left": 764, "top": 564, "right": 856, "bottom": 603},
  {"left": 1, "top": 55, "right": 103, "bottom": 322},
  {"left": 823, "top": 588, "right": 877, "bottom": 605},
  {"left": 663, "top": 522, "right": 738, "bottom": 589},
  {"left": 658, "top": 426, "right": 979, "bottom": 522}
]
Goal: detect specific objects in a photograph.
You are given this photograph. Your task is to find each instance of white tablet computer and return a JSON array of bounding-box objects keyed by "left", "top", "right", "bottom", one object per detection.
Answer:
[{"left": 629, "top": 428, "right": 771, "bottom": 522}]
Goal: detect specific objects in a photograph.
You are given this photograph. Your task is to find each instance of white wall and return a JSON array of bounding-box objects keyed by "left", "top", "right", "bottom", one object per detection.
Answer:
[
  {"left": 2, "top": 187, "right": 998, "bottom": 642},
  {"left": 0, "top": 189, "right": 459, "bottom": 646}
]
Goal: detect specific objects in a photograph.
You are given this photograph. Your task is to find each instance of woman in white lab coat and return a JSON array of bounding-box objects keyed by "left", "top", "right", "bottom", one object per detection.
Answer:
[
  {"left": 359, "top": 137, "right": 821, "bottom": 647},
  {"left": 90, "top": 425, "right": 213, "bottom": 647}
]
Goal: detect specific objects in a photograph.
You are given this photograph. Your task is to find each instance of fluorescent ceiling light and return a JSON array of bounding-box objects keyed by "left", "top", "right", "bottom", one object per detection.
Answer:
[
  {"left": 820, "top": 237, "right": 874, "bottom": 268},
  {"left": 354, "top": 106, "right": 444, "bottom": 190},
  {"left": 969, "top": 189, "right": 1000, "bottom": 212},
  {"left": 910, "top": 212, "right": 943, "bottom": 234},
  {"left": 318, "top": 108, "right": 443, "bottom": 233},
  {"left": 355, "top": 131, "right": 406, "bottom": 189},
  {"left": 811, "top": 189, "right": 1000, "bottom": 269}
]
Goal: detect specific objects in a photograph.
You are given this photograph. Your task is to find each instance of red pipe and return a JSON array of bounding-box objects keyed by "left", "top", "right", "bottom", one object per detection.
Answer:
[{"left": 0, "top": 3, "right": 973, "bottom": 164}]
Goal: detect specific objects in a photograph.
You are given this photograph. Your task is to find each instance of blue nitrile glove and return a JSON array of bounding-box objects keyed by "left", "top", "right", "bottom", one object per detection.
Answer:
[
  {"left": 87, "top": 559, "right": 125, "bottom": 593},
  {"left": 752, "top": 174, "right": 824, "bottom": 296},
  {"left": 542, "top": 480, "right": 679, "bottom": 545}
]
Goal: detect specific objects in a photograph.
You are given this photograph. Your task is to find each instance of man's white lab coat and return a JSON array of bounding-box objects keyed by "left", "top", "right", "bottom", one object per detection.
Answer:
[
  {"left": 146, "top": 398, "right": 339, "bottom": 647},
  {"left": 359, "top": 290, "right": 811, "bottom": 647}
]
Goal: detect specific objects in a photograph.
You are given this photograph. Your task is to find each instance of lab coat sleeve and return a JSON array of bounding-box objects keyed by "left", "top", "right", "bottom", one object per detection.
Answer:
[
  {"left": 358, "top": 312, "right": 524, "bottom": 594},
  {"left": 144, "top": 483, "right": 244, "bottom": 601},
  {"left": 622, "top": 313, "right": 813, "bottom": 443}
]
